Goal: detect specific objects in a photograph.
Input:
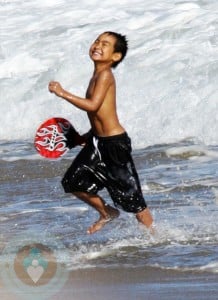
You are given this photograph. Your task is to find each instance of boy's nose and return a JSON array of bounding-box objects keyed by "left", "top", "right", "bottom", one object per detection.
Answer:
[{"left": 94, "top": 43, "right": 101, "bottom": 49}]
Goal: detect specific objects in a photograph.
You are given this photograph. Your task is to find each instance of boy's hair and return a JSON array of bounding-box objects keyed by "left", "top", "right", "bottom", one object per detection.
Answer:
[{"left": 104, "top": 31, "right": 128, "bottom": 68}]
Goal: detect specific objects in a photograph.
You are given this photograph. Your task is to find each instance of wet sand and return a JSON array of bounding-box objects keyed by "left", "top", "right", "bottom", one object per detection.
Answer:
[
  {"left": 1, "top": 266, "right": 218, "bottom": 300},
  {"left": 57, "top": 267, "right": 218, "bottom": 300}
]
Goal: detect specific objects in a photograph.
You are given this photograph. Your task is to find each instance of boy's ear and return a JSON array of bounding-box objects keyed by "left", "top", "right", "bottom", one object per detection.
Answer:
[{"left": 112, "top": 52, "right": 122, "bottom": 63}]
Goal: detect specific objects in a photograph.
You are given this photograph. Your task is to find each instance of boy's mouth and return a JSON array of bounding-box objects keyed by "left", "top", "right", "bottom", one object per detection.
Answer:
[{"left": 92, "top": 50, "right": 102, "bottom": 57}]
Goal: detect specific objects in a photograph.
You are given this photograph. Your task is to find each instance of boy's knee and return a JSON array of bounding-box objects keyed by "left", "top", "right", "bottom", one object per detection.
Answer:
[
  {"left": 73, "top": 191, "right": 91, "bottom": 201},
  {"left": 61, "top": 176, "right": 71, "bottom": 193},
  {"left": 73, "top": 191, "right": 84, "bottom": 197}
]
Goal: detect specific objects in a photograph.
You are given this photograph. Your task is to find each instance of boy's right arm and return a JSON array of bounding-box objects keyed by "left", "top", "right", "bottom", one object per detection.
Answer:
[{"left": 48, "top": 71, "right": 113, "bottom": 113}]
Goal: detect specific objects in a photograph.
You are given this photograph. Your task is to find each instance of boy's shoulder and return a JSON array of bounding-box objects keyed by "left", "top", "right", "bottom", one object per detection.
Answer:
[{"left": 97, "top": 68, "right": 114, "bottom": 82}]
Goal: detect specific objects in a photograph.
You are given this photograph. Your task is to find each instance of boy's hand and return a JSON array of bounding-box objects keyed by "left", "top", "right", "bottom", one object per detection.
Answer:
[
  {"left": 65, "top": 126, "right": 86, "bottom": 148},
  {"left": 48, "top": 81, "right": 64, "bottom": 97}
]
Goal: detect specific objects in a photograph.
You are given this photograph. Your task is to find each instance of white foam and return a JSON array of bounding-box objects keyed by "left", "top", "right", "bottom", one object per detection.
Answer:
[
  {"left": 166, "top": 145, "right": 218, "bottom": 160},
  {"left": 53, "top": 206, "right": 88, "bottom": 213},
  {"left": 0, "top": 0, "right": 217, "bottom": 148},
  {"left": 0, "top": 52, "right": 47, "bottom": 78},
  {"left": 150, "top": 262, "right": 218, "bottom": 274}
]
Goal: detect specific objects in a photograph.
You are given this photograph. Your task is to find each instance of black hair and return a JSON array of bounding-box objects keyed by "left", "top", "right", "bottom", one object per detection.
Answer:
[{"left": 103, "top": 31, "right": 128, "bottom": 68}]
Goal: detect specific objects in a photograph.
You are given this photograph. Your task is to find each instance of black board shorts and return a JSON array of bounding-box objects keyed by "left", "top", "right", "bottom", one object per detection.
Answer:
[{"left": 61, "top": 132, "right": 147, "bottom": 213}]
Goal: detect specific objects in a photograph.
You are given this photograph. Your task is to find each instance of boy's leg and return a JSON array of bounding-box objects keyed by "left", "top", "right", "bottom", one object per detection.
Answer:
[{"left": 73, "top": 191, "right": 120, "bottom": 234}]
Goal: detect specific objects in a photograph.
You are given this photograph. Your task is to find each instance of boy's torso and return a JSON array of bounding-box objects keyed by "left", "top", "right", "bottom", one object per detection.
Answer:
[{"left": 86, "top": 69, "right": 125, "bottom": 137}]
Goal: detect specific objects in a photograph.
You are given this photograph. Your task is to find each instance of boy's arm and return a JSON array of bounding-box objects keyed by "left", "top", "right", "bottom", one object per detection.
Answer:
[{"left": 48, "top": 70, "right": 113, "bottom": 112}]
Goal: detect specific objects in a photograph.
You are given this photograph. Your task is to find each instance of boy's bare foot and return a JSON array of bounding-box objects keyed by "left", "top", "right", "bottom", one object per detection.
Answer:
[
  {"left": 136, "top": 208, "right": 153, "bottom": 230},
  {"left": 87, "top": 206, "right": 120, "bottom": 234}
]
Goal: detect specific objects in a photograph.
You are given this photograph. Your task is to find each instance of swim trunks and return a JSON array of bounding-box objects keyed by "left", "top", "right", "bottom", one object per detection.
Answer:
[{"left": 61, "top": 132, "right": 147, "bottom": 213}]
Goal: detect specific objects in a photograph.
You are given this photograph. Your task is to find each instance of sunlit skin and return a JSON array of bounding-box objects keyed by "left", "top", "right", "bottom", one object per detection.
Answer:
[
  {"left": 49, "top": 33, "right": 125, "bottom": 137},
  {"left": 49, "top": 33, "right": 153, "bottom": 234}
]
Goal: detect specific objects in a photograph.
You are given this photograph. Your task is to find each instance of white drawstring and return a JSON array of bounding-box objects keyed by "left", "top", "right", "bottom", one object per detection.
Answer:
[{"left": 93, "top": 136, "right": 102, "bottom": 161}]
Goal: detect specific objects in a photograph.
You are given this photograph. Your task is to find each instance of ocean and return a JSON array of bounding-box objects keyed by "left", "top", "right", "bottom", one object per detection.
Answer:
[{"left": 0, "top": 0, "right": 218, "bottom": 299}]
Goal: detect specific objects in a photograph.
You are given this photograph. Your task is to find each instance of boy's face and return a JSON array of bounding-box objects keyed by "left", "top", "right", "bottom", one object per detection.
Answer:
[{"left": 89, "top": 33, "right": 121, "bottom": 66}]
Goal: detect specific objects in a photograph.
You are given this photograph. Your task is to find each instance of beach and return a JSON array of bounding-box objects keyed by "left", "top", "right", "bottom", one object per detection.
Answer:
[
  {"left": 0, "top": 141, "right": 218, "bottom": 299},
  {"left": 0, "top": 0, "right": 218, "bottom": 299},
  {"left": 1, "top": 266, "right": 218, "bottom": 299}
]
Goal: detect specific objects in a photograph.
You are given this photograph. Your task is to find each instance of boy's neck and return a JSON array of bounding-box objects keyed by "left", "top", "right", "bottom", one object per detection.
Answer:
[{"left": 94, "top": 61, "right": 113, "bottom": 74}]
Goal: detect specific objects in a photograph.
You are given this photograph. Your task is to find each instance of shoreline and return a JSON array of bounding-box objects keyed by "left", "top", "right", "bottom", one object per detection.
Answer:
[{"left": 1, "top": 266, "right": 218, "bottom": 300}]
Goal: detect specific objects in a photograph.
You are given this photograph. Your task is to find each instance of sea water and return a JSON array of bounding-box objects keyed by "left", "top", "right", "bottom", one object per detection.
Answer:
[{"left": 0, "top": 0, "right": 218, "bottom": 297}]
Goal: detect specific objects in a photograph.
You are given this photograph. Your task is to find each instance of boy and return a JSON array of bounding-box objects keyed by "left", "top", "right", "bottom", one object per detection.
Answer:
[{"left": 48, "top": 31, "right": 153, "bottom": 234}]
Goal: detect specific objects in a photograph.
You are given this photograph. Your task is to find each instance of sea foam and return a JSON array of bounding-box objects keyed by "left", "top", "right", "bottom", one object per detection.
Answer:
[{"left": 0, "top": 0, "right": 217, "bottom": 148}]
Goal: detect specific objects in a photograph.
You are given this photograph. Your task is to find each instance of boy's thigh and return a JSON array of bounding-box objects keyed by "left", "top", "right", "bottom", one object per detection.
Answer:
[{"left": 61, "top": 144, "right": 104, "bottom": 194}]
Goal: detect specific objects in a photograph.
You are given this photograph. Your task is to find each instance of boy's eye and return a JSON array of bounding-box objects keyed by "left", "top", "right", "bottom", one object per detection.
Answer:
[{"left": 92, "top": 40, "right": 111, "bottom": 49}]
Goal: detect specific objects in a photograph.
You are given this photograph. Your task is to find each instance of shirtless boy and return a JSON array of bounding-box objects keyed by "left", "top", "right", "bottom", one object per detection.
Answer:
[{"left": 48, "top": 31, "right": 153, "bottom": 234}]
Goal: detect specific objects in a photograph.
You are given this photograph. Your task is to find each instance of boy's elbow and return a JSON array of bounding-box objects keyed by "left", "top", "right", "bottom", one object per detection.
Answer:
[
  {"left": 85, "top": 98, "right": 101, "bottom": 112},
  {"left": 89, "top": 107, "right": 98, "bottom": 113},
  {"left": 87, "top": 104, "right": 100, "bottom": 112}
]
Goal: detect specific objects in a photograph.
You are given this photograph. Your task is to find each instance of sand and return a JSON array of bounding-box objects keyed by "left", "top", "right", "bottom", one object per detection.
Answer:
[{"left": 1, "top": 266, "right": 217, "bottom": 300}]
